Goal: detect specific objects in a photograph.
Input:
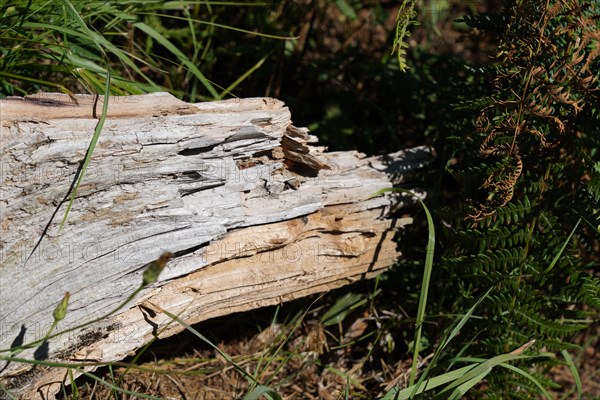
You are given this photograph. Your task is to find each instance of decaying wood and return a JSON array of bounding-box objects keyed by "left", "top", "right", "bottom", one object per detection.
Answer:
[{"left": 0, "top": 92, "right": 433, "bottom": 398}]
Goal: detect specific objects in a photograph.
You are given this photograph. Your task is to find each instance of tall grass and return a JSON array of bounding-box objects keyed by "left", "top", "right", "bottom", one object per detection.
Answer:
[{"left": 0, "top": 0, "right": 293, "bottom": 99}]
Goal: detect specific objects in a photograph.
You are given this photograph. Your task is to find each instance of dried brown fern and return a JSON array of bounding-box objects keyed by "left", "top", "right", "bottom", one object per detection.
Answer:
[{"left": 469, "top": 0, "right": 599, "bottom": 220}]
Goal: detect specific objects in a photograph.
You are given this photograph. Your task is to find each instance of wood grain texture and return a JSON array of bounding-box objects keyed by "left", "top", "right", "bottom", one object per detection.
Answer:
[{"left": 0, "top": 93, "right": 433, "bottom": 398}]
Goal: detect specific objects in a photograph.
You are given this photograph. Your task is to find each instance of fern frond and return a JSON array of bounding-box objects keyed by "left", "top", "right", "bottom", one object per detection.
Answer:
[
  {"left": 513, "top": 308, "right": 588, "bottom": 337},
  {"left": 477, "top": 197, "right": 533, "bottom": 227},
  {"left": 391, "top": 0, "right": 418, "bottom": 72},
  {"left": 578, "top": 276, "right": 600, "bottom": 310}
]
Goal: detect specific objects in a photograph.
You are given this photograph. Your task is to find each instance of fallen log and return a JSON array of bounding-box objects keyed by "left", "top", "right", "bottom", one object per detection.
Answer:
[{"left": 0, "top": 92, "right": 433, "bottom": 398}]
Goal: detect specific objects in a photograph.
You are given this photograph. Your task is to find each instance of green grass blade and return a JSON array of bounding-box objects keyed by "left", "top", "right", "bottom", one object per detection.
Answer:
[
  {"left": 0, "top": 357, "right": 161, "bottom": 399},
  {"left": 325, "top": 366, "right": 366, "bottom": 391},
  {"left": 499, "top": 362, "right": 553, "bottom": 399},
  {"left": 67, "top": 368, "right": 77, "bottom": 398},
  {"left": 544, "top": 218, "right": 581, "bottom": 273},
  {"left": 133, "top": 21, "right": 219, "bottom": 99},
  {"left": 0, "top": 71, "right": 74, "bottom": 94},
  {"left": 74, "top": 67, "right": 107, "bottom": 93},
  {"left": 243, "top": 385, "right": 282, "bottom": 400},
  {"left": 219, "top": 53, "right": 269, "bottom": 98},
  {"left": 335, "top": 0, "right": 358, "bottom": 19},
  {"left": 409, "top": 197, "right": 435, "bottom": 386},
  {"left": 445, "top": 369, "right": 490, "bottom": 400},
  {"left": 444, "top": 289, "right": 491, "bottom": 345},
  {"left": 24, "top": 0, "right": 113, "bottom": 228},
  {"left": 438, "top": 354, "right": 512, "bottom": 396},
  {"left": 59, "top": 84, "right": 110, "bottom": 228},
  {"left": 368, "top": 187, "right": 437, "bottom": 390},
  {"left": 78, "top": 368, "right": 163, "bottom": 399},
  {"left": 321, "top": 292, "right": 366, "bottom": 327},
  {"left": 380, "top": 365, "right": 476, "bottom": 400},
  {"left": 23, "top": 21, "right": 161, "bottom": 90},
  {"left": 561, "top": 349, "right": 582, "bottom": 400},
  {"left": 59, "top": 0, "right": 96, "bottom": 37},
  {"left": 160, "top": 307, "right": 257, "bottom": 384},
  {"left": 409, "top": 288, "right": 492, "bottom": 397},
  {"left": 257, "top": 315, "right": 301, "bottom": 387},
  {"left": 135, "top": 11, "right": 297, "bottom": 40},
  {"left": 442, "top": 352, "right": 555, "bottom": 397}
]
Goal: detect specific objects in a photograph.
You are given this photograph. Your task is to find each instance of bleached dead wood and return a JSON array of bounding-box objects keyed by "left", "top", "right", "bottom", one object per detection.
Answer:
[{"left": 0, "top": 92, "right": 432, "bottom": 398}]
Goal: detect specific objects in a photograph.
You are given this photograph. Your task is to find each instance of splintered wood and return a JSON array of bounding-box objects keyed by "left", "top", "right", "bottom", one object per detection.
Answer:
[{"left": 0, "top": 92, "right": 432, "bottom": 398}]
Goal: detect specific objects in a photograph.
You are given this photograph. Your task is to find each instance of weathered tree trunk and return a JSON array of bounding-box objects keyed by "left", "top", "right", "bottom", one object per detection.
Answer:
[{"left": 0, "top": 92, "right": 432, "bottom": 398}]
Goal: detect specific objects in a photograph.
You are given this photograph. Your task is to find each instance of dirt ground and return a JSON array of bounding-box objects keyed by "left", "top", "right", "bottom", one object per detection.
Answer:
[{"left": 66, "top": 299, "right": 599, "bottom": 399}]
